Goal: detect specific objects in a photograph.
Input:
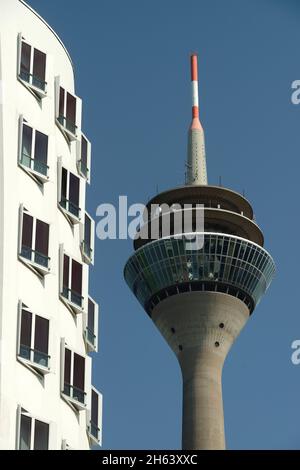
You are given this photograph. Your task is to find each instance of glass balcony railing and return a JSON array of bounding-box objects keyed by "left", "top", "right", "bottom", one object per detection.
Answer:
[
  {"left": 21, "top": 245, "right": 50, "bottom": 269},
  {"left": 62, "top": 286, "right": 84, "bottom": 308},
  {"left": 86, "top": 327, "right": 96, "bottom": 347},
  {"left": 19, "top": 70, "right": 47, "bottom": 92},
  {"left": 82, "top": 240, "right": 93, "bottom": 260},
  {"left": 19, "top": 344, "right": 50, "bottom": 368},
  {"left": 124, "top": 233, "right": 276, "bottom": 313},
  {"left": 60, "top": 198, "right": 81, "bottom": 219},
  {"left": 78, "top": 160, "right": 89, "bottom": 179},
  {"left": 21, "top": 153, "right": 49, "bottom": 177},
  {"left": 57, "top": 115, "right": 77, "bottom": 136},
  {"left": 90, "top": 421, "right": 100, "bottom": 441},
  {"left": 63, "top": 383, "right": 86, "bottom": 405}
]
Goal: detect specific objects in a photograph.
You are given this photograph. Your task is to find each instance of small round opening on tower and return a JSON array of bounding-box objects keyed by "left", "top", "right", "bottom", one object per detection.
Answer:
[
  {"left": 219, "top": 323, "right": 224, "bottom": 329},
  {"left": 215, "top": 341, "right": 220, "bottom": 348}
]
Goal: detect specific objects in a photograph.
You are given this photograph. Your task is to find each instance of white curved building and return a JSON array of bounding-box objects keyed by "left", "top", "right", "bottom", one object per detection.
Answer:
[{"left": 0, "top": 0, "right": 102, "bottom": 450}]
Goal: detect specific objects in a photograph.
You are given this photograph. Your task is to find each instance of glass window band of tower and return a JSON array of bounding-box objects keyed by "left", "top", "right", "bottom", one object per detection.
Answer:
[{"left": 124, "top": 233, "right": 275, "bottom": 315}]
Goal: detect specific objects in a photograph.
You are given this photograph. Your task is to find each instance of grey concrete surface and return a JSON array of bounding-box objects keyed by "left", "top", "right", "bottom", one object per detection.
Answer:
[{"left": 152, "top": 291, "right": 249, "bottom": 450}]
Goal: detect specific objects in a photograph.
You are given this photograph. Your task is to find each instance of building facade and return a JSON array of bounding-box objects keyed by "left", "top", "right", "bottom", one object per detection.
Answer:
[
  {"left": 0, "top": 0, "right": 102, "bottom": 450},
  {"left": 124, "top": 55, "right": 275, "bottom": 449}
]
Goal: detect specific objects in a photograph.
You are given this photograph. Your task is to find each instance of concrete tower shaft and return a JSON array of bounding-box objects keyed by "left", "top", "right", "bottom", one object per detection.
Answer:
[{"left": 152, "top": 292, "right": 249, "bottom": 450}]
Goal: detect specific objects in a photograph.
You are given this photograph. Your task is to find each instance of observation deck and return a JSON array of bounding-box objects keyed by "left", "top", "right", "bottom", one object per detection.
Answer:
[{"left": 125, "top": 185, "right": 275, "bottom": 315}]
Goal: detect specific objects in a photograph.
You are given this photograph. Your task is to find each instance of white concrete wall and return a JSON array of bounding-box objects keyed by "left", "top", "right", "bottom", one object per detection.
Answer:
[{"left": 0, "top": 0, "right": 101, "bottom": 449}]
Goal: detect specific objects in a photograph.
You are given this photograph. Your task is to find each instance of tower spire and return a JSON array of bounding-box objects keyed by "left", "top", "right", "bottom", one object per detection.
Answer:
[{"left": 186, "top": 53, "right": 208, "bottom": 185}]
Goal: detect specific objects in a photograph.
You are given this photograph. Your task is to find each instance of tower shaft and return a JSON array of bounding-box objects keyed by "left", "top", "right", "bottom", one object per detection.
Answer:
[{"left": 152, "top": 292, "right": 249, "bottom": 450}]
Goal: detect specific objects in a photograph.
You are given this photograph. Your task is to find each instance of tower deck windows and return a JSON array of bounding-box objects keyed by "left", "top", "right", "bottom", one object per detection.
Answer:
[
  {"left": 135, "top": 195, "right": 264, "bottom": 250},
  {"left": 125, "top": 234, "right": 275, "bottom": 314}
]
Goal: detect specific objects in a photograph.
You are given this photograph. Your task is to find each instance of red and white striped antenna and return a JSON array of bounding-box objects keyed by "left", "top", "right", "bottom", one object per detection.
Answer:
[
  {"left": 191, "top": 53, "right": 199, "bottom": 120},
  {"left": 186, "top": 53, "right": 208, "bottom": 185}
]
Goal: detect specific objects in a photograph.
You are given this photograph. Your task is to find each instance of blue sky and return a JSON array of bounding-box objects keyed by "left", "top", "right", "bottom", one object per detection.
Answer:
[{"left": 27, "top": 0, "right": 300, "bottom": 449}]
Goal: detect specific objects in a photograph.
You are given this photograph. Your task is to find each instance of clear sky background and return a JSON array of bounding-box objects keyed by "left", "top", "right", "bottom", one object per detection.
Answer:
[{"left": 26, "top": 0, "right": 300, "bottom": 449}]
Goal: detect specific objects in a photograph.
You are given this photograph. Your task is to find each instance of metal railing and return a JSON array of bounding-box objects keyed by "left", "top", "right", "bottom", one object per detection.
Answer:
[
  {"left": 60, "top": 198, "right": 81, "bottom": 219},
  {"left": 19, "top": 70, "right": 47, "bottom": 92},
  {"left": 82, "top": 240, "right": 93, "bottom": 260},
  {"left": 21, "top": 245, "right": 50, "bottom": 269},
  {"left": 57, "top": 115, "right": 77, "bottom": 135},
  {"left": 78, "top": 159, "right": 89, "bottom": 178},
  {"left": 19, "top": 344, "right": 50, "bottom": 368},
  {"left": 86, "top": 327, "right": 96, "bottom": 347},
  {"left": 62, "top": 286, "right": 84, "bottom": 308},
  {"left": 21, "top": 153, "right": 49, "bottom": 177},
  {"left": 64, "top": 383, "right": 86, "bottom": 405},
  {"left": 89, "top": 421, "right": 100, "bottom": 440}
]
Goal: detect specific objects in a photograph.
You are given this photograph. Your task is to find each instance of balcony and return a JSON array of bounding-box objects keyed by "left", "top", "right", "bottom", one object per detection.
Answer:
[
  {"left": 61, "top": 287, "right": 84, "bottom": 314},
  {"left": 20, "top": 70, "right": 46, "bottom": 91},
  {"left": 57, "top": 115, "right": 77, "bottom": 140},
  {"left": 20, "top": 245, "right": 50, "bottom": 274},
  {"left": 85, "top": 327, "right": 96, "bottom": 350},
  {"left": 19, "top": 344, "right": 50, "bottom": 372},
  {"left": 19, "top": 70, "right": 47, "bottom": 98},
  {"left": 89, "top": 421, "right": 101, "bottom": 443},
  {"left": 60, "top": 198, "right": 81, "bottom": 223},
  {"left": 81, "top": 240, "right": 93, "bottom": 264},
  {"left": 78, "top": 159, "right": 89, "bottom": 180},
  {"left": 62, "top": 287, "right": 83, "bottom": 308},
  {"left": 20, "top": 152, "right": 49, "bottom": 181},
  {"left": 63, "top": 383, "right": 86, "bottom": 410}
]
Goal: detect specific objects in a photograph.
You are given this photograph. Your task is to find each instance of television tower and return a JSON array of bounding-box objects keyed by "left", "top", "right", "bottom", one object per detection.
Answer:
[{"left": 124, "top": 54, "right": 275, "bottom": 450}]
